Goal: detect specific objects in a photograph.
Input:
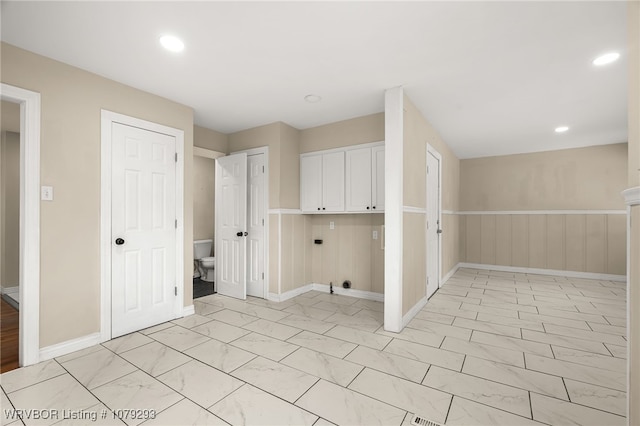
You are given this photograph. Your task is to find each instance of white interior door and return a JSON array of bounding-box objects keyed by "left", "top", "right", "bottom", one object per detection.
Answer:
[
  {"left": 215, "top": 153, "right": 247, "bottom": 299},
  {"left": 426, "top": 149, "right": 441, "bottom": 299},
  {"left": 246, "top": 154, "right": 265, "bottom": 298},
  {"left": 111, "top": 123, "right": 176, "bottom": 337}
]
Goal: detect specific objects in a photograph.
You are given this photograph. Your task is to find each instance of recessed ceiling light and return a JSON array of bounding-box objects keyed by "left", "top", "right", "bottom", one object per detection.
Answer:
[
  {"left": 555, "top": 126, "right": 569, "bottom": 133},
  {"left": 304, "top": 94, "right": 322, "bottom": 103},
  {"left": 592, "top": 52, "right": 620, "bottom": 66},
  {"left": 160, "top": 35, "right": 184, "bottom": 52}
]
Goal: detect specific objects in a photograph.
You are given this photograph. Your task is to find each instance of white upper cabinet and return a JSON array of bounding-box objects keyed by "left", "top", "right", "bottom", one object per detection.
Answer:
[
  {"left": 346, "top": 145, "right": 385, "bottom": 212},
  {"left": 300, "top": 151, "right": 344, "bottom": 212},
  {"left": 301, "top": 142, "right": 383, "bottom": 214}
]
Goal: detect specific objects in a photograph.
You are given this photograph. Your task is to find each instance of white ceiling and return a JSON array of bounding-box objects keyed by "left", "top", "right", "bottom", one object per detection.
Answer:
[{"left": 1, "top": 1, "right": 628, "bottom": 159}]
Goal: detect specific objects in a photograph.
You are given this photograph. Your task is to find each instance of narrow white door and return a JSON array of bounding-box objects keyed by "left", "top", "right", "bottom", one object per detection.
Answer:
[
  {"left": 345, "top": 147, "right": 372, "bottom": 212},
  {"left": 322, "top": 151, "right": 345, "bottom": 212},
  {"left": 215, "top": 153, "right": 247, "bottom": 299},
  {"left": 426, "top": 150, "right": 441, "bottom": 299},
  {"left": 300, "top": 154, "right": 322, "bottom": 212},
  {"left": 246, "top": 154, "right": 265, "bottom": 298},
  {"left": 372, "top": 146, "right": 385, "bottom": 211},
  {"left": 111, "top": 123, "right": 176, "bottom": 337}
]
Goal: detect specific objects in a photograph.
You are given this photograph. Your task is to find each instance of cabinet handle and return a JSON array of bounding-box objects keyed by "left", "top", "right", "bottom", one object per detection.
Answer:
[
  {"left": 317, "top": 207, "right": 321, "bottom": 211},
  {"left": 322, "top": 207, "right": 326, "bottom": 210},
  {"left": 366, "top": 206, "right": 370, "bottom": 210},
  {"left": 372, "top": 206, "right": 376, "bottom": 209}
]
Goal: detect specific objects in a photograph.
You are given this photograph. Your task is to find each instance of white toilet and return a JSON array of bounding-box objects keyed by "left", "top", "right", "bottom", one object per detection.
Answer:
[{"left": 194, "top": 239, "right": 215, "bottom": 283}]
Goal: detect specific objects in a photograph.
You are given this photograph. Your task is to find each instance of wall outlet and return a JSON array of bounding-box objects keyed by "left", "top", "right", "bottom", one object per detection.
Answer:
[
  {"left": 373, "top": 230, "right": 378, "bottom": 240},
  {"left": 329, "top": 221, "right": 335, "bottom": 230},
  {"left": 41, "top": 186, "right": 54, "bottom": 201}
]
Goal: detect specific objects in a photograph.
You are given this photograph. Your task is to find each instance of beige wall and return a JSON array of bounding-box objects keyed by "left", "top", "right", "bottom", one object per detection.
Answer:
[
  {"left": 2, "top": 100, "right": 20, "bottom": 133},
  {"left": 192, "top": 155, "right": 215, "bottom": 243},
  {"left": 459, "top": 213, "right": 626, "bottom": 275},
  {"left": 401, "top": 95, "right": 461, "bottom": 315},
  {"left": 280, "top": 123, "right": 301, "bottom": 209},
  {"left": 461, "top": 144, "right": 628, "bottom": 211},
  {"left": 628, "top": 1, "right": 639, "bottom": 424},
  {"left": 1, "top": 43, "right": 194, "bottom": 348},
  {"left": 194, "top": 125, "right": 228, "bottom": 153},
  {"left": 309, "top": 214, "right": 384, "bottom": 294},
  {"left": 300, "top": 113, "right": 384, "bottom": 154},
  {"left": 279, "top": 214, "right": 308, "bottom": 294},
  {"left": 459, "top": 144, "right": 628, "bottom": 275},
  {"left": 1, "top": 131, "right": 20, "bottom": 289}
]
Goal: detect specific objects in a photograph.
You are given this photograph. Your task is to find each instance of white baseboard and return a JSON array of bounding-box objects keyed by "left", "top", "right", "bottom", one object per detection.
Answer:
[
  {"left": 402, "top": 294, "right": 428, "bottom": 328},
  {"left": 182, "top": 305, "right": 195, "bottom": 317},
  {"left": 268, "top": 284, "right": 314, "bottom": 302},
  {"left": 441, "top": 265, "right": 460, "bottom": 285},
  {"left": 39, "top": 332, "right": 102, "bottom": 362},
  {"left": 458, "top": 262, "right": 626, "bottom": 282},
  {"left": 311, "top": 283, "right": 384, "bottom": 302},
  {"left": 2, "top": 286, "right": 19, "bottom": 295}
]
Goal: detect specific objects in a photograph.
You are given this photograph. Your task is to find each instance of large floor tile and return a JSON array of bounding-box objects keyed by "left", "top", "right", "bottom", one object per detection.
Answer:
[
  {"left": 231, "top": 357, "right": 319, "bottom": 402},
  {"left": 344, "top": 346, "right": 429, "bottom": 383},
  {"left": 542, "top": 323, "right": 626, "bottom": 345},
  {"left": 452, "top": 317, "right": 522, "bottom": 338},
  {"left": 530, "top": 392, "right": 625, "bottom": 425},
  {"left": 296, "top": 380, "right": 405, "bottom": 426},
  {"left": 349, "top": 368, "right": 451, "bottom": 424},
  {"left": 323, "top": 312, "right": 381, "bottom": 333},
  {"left": 142, "top": 399, "right": 226, "bottom": 425},
  {"left": 312, "top": 301, "right": 362, "bottom": 315},
  {"left": 283, "top": 304, "right": 334, "bottom": 321},
  {"left": 413, "top": 310, "right": 455, "bottom": 325},
  {"left": 0, "top": 359, "right": 66, "bottom": 393},
  {"left": 287, "top": 331, "right": 357, "bottom": 358},
  {"left": 518, "top": 312, "right": 592, "bottom": 330},
  {"left": 241, "top": 318, "right": 302, "bottom": 340},
  {"left": 278, "top": 314, "right": 336, "bottom": 334},
  {"left": 102, "top": 333, "right": 153, "bottom": 354},
  {"left": 470, "top": 330, "right": 554, "bottom": 357},
  {"left": 7, "top": 375, "right": 101, "bottom": 426},
  {"left": 119, "top": 341, "right": 191, "bottom": 377},
  {"left": 376, "top": 326, "right": 444, "bottom": 348},
  {"left": 446, "top": 397, "right": 545, "bottom": 426},
  {"left": 170, "top": 314, "right": 213, "bottom": 329},
  {"left": 210, "top": 384, "right": 318, "bottom": 425},
  {"left": 462, "top": 356, "right": 568, "bottom": 399},
  {"left": 92, "top": 371, "right": 182, "bottom": 426},
  {"left": 475, "top": 312, "right": 545, "bottom": 332},
  {"left": 524, "top": 353, "right": 627, "bottom": 392},
  {"left": 406, "top": 318, "right": 472, "bottom": 340},
  {"left": 280, "top": 348, "right": 363, "bottom": 387},
  {"left": 231, "top": 332, "right": 299, "bottom": 361},
  {"left": 441, "top": 336, "right": 525, "bottom": 368},
  {"left": 194, "top": 300, "right": 225, "bottom": 316},
  {"left": 190, "top": 319, "right": 251, "bottom": 342},
  {"left": 564, "top": 379, "right": 626, "bottom": 416},
  {"left": 551, "top": 345, "right": 627, "bottom": 372},
  {"left": 184, "top": 338, "right": 256, "bottom": 372},
  {"left": 146, "top": 326, "right": 210, "bottom": 352},
  {"left": 156, "top": 360, "right": 243, "bottom": 408},
  {"left": 423, "top": 366, "right": 530, "bottom": 417},
  {"left": 325, "top": 325, "right": 392, "bottom": 350},
  {"left": 605, "top": 343, "right": 627, "bottom": 358},
  {"left": 521, "top": 329, "right": 611, "bottom": 355},
  {"left": 383, "top": 339, "right": 464, "bottom": 371},
  {"left": 206, "top": 309, "right": 259, "bottom": 327},
  {"left": 60, "top": 349, "right": 137, "bottom": 390},
  {"left": 232, "top": 303, "right": 292, "bottom": 322}
]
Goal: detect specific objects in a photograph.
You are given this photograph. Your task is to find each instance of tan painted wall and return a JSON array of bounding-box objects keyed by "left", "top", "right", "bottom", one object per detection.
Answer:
[
  {"left": 401, "top": 95, "right": 461, "bottom": 315},
  {"left": 461, "top": 144, "right": 628, "bottom": 211},
  {"left": 279, "top": 123, "right": 301, "bottom": 209},
  {"left": 459, "top": 144, "right": 628, "bottom": 275},
  {"left": 192, "top": 155, "right": 215, "bottom": 243},
  {"left": 309, "top": 214, "right": 384, "bottom": 294},
  {"left": 1, "top": 131, "right": 20, "bottom": 289},
  {"left": 2, "top": 100, "right": 20, "bottom": 133},
  {"left": 627, "top": 2, "right": 639, "bottom": 424},
  {"left": 459, "top": 213, "right": 626, "bottom": 275},
  {"left": 1, "top": 43, "right": 194, "bottom": 348},
  {"left": 194, "top": 125, "right": 228, "bottom": 153},
  {"left": 299, "top": 113, "right": 384, "bottom": 154},
  {"left": 280, "top": 214, "right": 308, "bottom": 294}
]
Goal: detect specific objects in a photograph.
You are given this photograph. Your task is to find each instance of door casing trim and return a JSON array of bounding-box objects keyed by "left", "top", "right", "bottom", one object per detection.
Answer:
[
  {"left": 100, "top": 110, "right": 184, "bottom": 342},
  {"left": 426, "top": 143, "right": 443, "bottom": 293},
  {"left": 1, "top": 83, "right": 41, "bottom": 366}
]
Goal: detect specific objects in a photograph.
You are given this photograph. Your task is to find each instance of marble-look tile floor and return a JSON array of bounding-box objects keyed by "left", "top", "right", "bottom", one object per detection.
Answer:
[{"left": 1, "top": 268, "right": 627, "bottom": 425}]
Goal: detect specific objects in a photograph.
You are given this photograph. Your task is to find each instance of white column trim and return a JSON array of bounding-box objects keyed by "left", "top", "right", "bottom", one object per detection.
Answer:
[
  {"left": 384, "top": 86, "right": 404, "bottom": 332},
  {"left": 622, "top": 187, "right": 640, "bottom": 206},
  {"left": 1, "top": 83, "right": 41, "bottom": 367}
]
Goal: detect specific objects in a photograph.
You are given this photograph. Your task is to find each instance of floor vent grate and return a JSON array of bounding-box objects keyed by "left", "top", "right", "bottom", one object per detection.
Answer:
[{"left": 411, "top": 415, "right": 443, "bottom": 426}]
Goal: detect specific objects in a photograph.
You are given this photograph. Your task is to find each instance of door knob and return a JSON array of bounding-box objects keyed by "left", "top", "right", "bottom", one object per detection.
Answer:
[
  {"left": 236, "top": 232, "right": 243, "bottom": 237},
  {"left": 115, "top": 238, "right": 125, "bottom": 245},
  {"left": 437, "top": 229, "right": 443, "bottom": 234},
  {"left": 243, "top": 232, "right": 248, "bottom": 236}
]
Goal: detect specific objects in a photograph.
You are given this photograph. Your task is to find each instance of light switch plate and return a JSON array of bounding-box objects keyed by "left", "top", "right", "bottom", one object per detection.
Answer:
[
  {"left": 41, "top": 186, "right": 54, "bottom": 201},
  {"left": 373, "top": 230, "right": 378, "bottom": 240},
  {"left": 329, "top": 221, "right": 335, "bottom": 230}
]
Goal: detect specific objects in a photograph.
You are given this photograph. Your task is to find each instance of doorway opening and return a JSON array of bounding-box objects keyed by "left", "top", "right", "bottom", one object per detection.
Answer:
[
  {"left": 1, "top": 84, "right": 41, "bottom": 369},
  {"left": 426, "top": 144, "right": 442, "bottom": 300}
]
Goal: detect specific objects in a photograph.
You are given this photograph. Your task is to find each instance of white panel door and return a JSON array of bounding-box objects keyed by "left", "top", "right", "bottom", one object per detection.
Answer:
[
  {"left": 426, "top": 150, "right": 441, "bottom": 299},
  {"left": 300, "top": 154, "right": 322, "bottom": 212},
  {"left": 246, "top": 154, "right": 265, "bottom": 298},
  {"left": 345, "top": 147, "right": 372, "bottom": 212},
  {"left": 372, "top": 146, "right": 385, "bottom": 212},
  {"left": 215, "top": 153, "right": 247, "bottom": 299},
  {"left": 112, "top": 123, "right": 176, "bottom": 338},
  {"left": 321, "top": 151, "right": 345, "bottom": 212}
]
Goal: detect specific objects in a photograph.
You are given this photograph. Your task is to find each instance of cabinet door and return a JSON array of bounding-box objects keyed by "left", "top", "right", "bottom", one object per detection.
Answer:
[
  {"left": 372, "top": 146, "right": 385, "bottom": 211},
  {"left": 322, "top": 151, "right": 345, "bottom": 212},
  {"left": 346, "top": 147, "right": 372, "bottom": 212},
  {"left": 300, "top": 154, "right": 323, "bottom": 212}
]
